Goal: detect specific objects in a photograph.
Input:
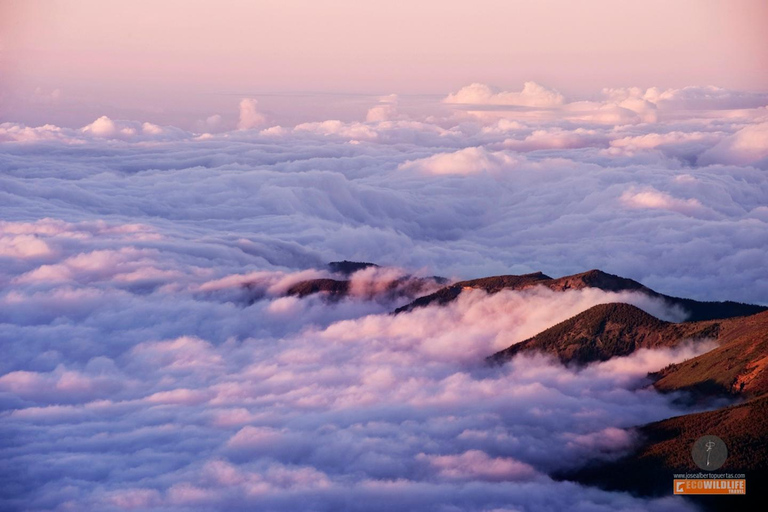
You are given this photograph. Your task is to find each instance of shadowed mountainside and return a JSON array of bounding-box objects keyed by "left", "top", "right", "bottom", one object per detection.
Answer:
[
  {"left": 487, "top": 303, "right": 721, "bottom": 366},
  {"left": 559, "top": 396, "right": 767, "bottom": 511},
  {"left": 283, "top": 261, "right": 446, "bottom": 302},
  {"left": 548, "top": 311, "right": 768, "bottom": 510},
  {"left": 285, "top": 278, "right": 351, "bottom": 299},
  {"left": 393, "top": 269, "right": 766, "bottom": 321}
]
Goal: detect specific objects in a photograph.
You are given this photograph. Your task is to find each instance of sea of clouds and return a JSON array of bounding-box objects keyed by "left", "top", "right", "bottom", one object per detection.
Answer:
[{"left": 1, "top": 82, "right": 767, "bottom": 511}]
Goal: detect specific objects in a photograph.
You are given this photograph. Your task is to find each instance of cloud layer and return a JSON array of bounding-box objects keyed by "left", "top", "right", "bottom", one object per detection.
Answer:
[
  {"left": 1, "top": 276, "right": 710, "bottom": 511},
  {"left": 1, "top": 82, "right": 766, "bottom": 511}
]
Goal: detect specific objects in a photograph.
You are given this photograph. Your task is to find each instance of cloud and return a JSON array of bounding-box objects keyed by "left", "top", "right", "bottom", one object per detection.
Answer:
[
  {"left": 293, "top": 119, "right": 379, "bottom": 140},
  {"left": 620, "top": 187, "right": 707, "bottom": 217},
  {"left": 13, "top": 247, "right": 180, "bottom": 285},
  {"left": 561, "top": 101, "right": 656, "bottom": 125},
  {"left": 31, "top": 87, "right": 62, "bottom": 105},
  {"left": 0, "top": 362, "right": 123, "bottom": 404},
  {"left": 0, "top": 234, "right": 53, "bottom": 259},
  {"left": 446, "top": 83, "right": 768, "bottom": 126},
  {"left": 366, "top": 94, "right": 401, "bottom": 122},
  {"left": 445, "top": 82, "right": 565, "bottom": 108},
  {"left": 238, "top": 98, "right": 267, "bottom": 130},
  {"left": 399, "top": 147, "right": 520, "bottom": 175},
  {"left": 130, "top": 336, "right": 224, "bottom": 373},
  {"left": 646, "top": 85, "right": 768, "bottom": 111},
  {"left": 501, "top": 128, "right": 607, "bottom": 151},
  {"left": 698, "top": 122, "right": 768, "bottom": 167},
  {"left": 610, "top": 131, "right": 720, "bottom": 151},
  {"left": 417, "top": 450, "right": 539, "bottom": 482},
  {"left": 82, "top": 115, "right": 119, "bottom": 137},
  {"left": 193, "top": 114, "right": 223, "bottom": 133},
  {"left": 0, "top": 81, "right": 765, "bottom": 511},
  {"left": 1, "top": 282, "right": 706, "bottom": 511}
]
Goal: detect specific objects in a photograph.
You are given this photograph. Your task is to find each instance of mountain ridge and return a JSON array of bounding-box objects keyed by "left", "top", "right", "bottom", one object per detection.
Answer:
[
  {"left": 487, "top": 303, "right": 721, "bottom": 366},
  {"left": 392, "top": 269, "right": 765, "bottom": 321}
]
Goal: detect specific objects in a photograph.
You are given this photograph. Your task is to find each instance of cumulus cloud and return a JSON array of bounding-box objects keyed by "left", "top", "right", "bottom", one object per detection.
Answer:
[
  {"left": 293, "top": 119, "right": 379, "bottom": 140},
  {"left": 0, "top": 122, "right": 72, "bottom": 143},
  {"left": 620, "top": 187, "right": 707, "bottom": 217},
  {"left": 501, "top": 128, "right": 607, "bottom": 151},
  {"left": 193, "top": 114, "right": 223, "bottom": 133},
  {"left": 698, "top": 122, "right": 768, "bottom": 167},
  {"left": 645, "top": 85, "right": 768, "bottom": 111},
  {"left": 0, "top": 234, "right": 53, "bottom": 259},
  {"left": 562, "top": 100, "right": 657, "bottom": 125},
  {"left": 237, "top": 98, "right": 267, "bottom": 130},
  {"left": 417, "top": 450, "right": 539, "bottom": 482},
  {"left": 399, "top": 147, "right": 520, "bottom": 175},
  {"left": 447, "top": 83, "right": 768, "bottom": 126},
  {"left": 366, "top": 94, "right": 401, "bottom": 122},
  {"left": 445, "top": 82, "right": 565, "bottom": 108},
  {"left": 610, "top": 131, "right": 720, "bottom": 151}
]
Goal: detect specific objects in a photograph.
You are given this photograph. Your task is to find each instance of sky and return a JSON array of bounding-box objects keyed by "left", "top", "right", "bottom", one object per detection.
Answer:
[
  {"left": 2, "top": 0, "right": 768, "bottom": 127},
  {"left": 1, "top": 2, "right": 768, "bottom": 511}
]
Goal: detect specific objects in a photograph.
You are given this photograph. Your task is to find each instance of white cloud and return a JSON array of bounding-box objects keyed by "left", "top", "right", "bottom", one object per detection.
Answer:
[
  {"left": 698, "top": 122, "right": 768, "bottom": 167},
  {"left": 0, "top": 234, "right": 53, "bottom": 259},
  {"left": 620, "top": 187, "right": 706, "bottom": 216},
  {"left": 81, "top": 115, "right": 118, "bottom": 136},
  {"left": 399, "top": 147, "right": 520, "bottom": 175},
  {"left": 237, "top": 98, "right": 267, "bottom": 130},
  {"left": 447, "top": 83, "right": 768, "bottom": 127},
  {"left": 418, "top": 450, "right": 539, "bottom": 482},
  {"left": 294, "top": 119, "right": 378, "bottom": 140},
  {"left": 445, "top": 82, "right": 565, "bottom": 107},
  {"left": 0, "top": 282, "right": 707, "bottom": 511},
  {"left": 194, "top": 114, "right": 224, "bottom": 133},
  {"left": 610, "top": 131, "right": 719, "bottom": 151},
  {"left": 366, "top": 94, "right": 401, "bottom": 122}
]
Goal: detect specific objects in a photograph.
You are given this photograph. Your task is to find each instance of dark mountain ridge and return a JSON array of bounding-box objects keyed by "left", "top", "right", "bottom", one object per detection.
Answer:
[
  {"left": 327, "top": 260, "right": 379, "bottom": 276},
  {"left": 282, "top": 261, "right": 445, "bottom": 302},
  {"left": 393, "top": 272, "right": 553, "bottom": 313},
  {"left": 393, "top": 269, "right": 765, "bottom": 321},
  {"left": 560, "top": 395, "right": 767, "bottom": 511}
]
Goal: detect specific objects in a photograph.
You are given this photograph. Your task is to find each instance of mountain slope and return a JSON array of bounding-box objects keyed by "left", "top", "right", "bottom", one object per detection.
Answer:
[
  {"left": 557, "top": 311, "right": 768, "bottom": 510},
  {"left": 561, "top": 395, "right": 767, "bottom": 510},
  {"left": 282, "top": 262, "right": 445, "bottom": 302},
  {"left": 652, "top": 310, "right": 768, "bottom": 399},
  {"left": 285, "top": 278, "right": 350, "bottom": 299},
  {"left": 393, "top": 272, "right": 553, "bottom": 314},
  {"left": 487, "top": 303, "right": 720, "bottom": 366},
  {"left": 394, "top": 269, "right": 765, "bottom": 321}
]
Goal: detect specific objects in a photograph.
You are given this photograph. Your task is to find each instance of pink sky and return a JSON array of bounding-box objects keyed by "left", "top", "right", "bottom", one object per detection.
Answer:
[{"left": 2, "top": 0, "right": 767, "bottom": 127}]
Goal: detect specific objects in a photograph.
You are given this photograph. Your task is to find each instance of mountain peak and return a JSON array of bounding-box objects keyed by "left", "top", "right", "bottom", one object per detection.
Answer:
[
  {"left": 488, "top": 302, "right": 697, "bottom": 366},
  {"left": 547, "top": 269, "right": 648, "bottom": 293},
  {"left": 327, "top": 260, "right": 379, "bottom": 276}
]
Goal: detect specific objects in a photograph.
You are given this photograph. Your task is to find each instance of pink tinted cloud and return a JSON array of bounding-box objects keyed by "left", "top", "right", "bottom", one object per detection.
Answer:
[{"left": 419, "top": 450, "right": 539, "bottom": 481}]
